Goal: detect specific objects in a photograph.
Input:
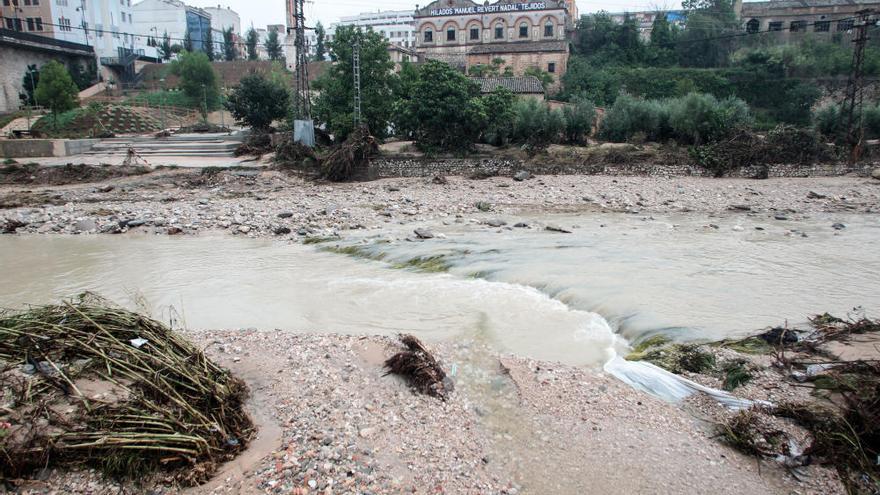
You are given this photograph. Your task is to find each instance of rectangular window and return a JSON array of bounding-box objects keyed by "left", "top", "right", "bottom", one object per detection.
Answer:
[
  {"left": 495, "top": 26, "right": 503, "bottom": 39},
  {"left": 446, "top": 28, "right": 455, "bottom": 41},
  {"left": 24, "top": 0, "right": 31, "bottom": 6},
  {"left": 3, "top": 18, "right": 11, "bottom": 29},
  {"left": 837, "top": 19, "right": 854, "bottom": 31},
  {"left": 814, "top": 20, "right": 830, "bottom": 32},
  {"left": 548, "top": 62, "right": 556, "bottom": 73},
  {"left": 12, "top": 0, "right": 18, "bottom": 5},
  {"left": 424, "top": 30, "right": 432, "bottom": 42},
  {"left": 58, "top": 17, "right": 72, "bottom": 31},
  {"left": 768, "top": 21, "right": 782, "bottom": 31},
  {"left": 55, "top": 0, "right": 67, "bottom": 5},
  {"left": 544, "top": 24, "right": 553, "bottom": 37},
  {"left": 32, "top": 0, "right": 38, "bottom": 5},
  {"left": 2, "top": 0, "right": 8, "bottom": 5},
  {"left": 470, "top": 27, "right": 478, "bottom": 40},
  {"left": 790, "top": 20, "right": 806, "bottom": 32},
  {"left": 519, "top": 24, "right": 528, "bottom": 38},
  {"left": 26, "top": 17, "right": 34, "bottom": 30},
  {"left": 35, "top": 17, "right": 42, "bottom": 30}
]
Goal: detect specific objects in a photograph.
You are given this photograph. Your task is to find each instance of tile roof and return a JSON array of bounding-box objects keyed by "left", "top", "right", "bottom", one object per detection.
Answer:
[
  {"left": 468, "top": 40, "right": 569, "bottom": 55},
  {"left": 472, "top": 76, "right": 545, "bottom": 94}
]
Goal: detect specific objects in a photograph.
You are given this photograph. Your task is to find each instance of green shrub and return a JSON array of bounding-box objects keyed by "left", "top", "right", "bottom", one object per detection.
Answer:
[
  {"left": 599, "top": 94, "right": 668, "bottom": 142},
  {"left": 561, "top": 96, "right": 596, "bottom": 144},
  {"left": 814, "top": 104, "right": 841, "bottom": 138},
  {"left": 863, "top": 104, "right": 880, "bottom": 139},
  {"left": 511, "top": 98, "right": 564, "bottom": 151},
  {"left": 669, "top": 93, "right": 751, "bottom": 144}
]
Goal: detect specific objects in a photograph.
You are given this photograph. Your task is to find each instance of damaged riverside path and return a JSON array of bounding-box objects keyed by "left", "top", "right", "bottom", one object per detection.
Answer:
[{"left": 1, "top": 161, "right": 880, "bottom": 493}]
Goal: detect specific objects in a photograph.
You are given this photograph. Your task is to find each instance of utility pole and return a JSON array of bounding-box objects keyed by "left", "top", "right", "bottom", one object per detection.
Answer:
[
  {"left": 292, "top": 0, "right": 310, "bottom": 119},
  {"left": 352, "top": 39, "right": 362, "bottom": 128},
  {"left": 841, "top": 9, "right": 875, "bottom": 163},
  {"left": 291, "top": 0, "right": 314, "bottom": 145}
]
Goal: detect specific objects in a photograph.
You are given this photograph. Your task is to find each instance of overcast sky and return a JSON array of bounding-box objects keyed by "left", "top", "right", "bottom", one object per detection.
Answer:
[{"left": 182, "top": 0, "right": 690, "bottom": 35}]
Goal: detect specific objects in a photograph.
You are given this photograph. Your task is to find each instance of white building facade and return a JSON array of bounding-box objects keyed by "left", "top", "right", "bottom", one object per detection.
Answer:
[
  {"left": 303, "top": 9, "right": 416, "bottom": 60},
  {"left": 131, "top": 0, "right": 212, "bottom": 57}
]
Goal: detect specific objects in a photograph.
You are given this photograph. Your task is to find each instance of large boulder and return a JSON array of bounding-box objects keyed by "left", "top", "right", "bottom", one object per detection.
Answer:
[{"left": 871, "top": 167, "right": 880, "bottom": 180}]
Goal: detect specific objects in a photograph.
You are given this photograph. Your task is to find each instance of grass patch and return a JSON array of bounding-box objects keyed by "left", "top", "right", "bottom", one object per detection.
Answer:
[
  {"left": 303, "top": 236, "right": 335, "bottom": 245},
  {"left": 394, "top": 255, "right": 451, "bottom": 273},
  {"left": 627, "top": 342, "right": 716, "bottom": 374},
  {"left": 322, "top": 244, "right": 386, "bottom": 261},
  {"left": 3, "top": 158, "right": 18, "bottom": 165},
  {"left": 716, "top": 336, "right": 773, "bottom": 354},
  {"left": 721, "top": 360, "right": 752, "bottom": 391}
]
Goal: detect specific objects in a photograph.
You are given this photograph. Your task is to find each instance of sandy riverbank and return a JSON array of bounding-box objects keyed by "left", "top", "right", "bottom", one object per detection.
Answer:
[
  {"left": 1, "top": 167, "right": 878, "bottom": 238},
  {"left": 13, "top": 332, "right": 849, "bottom": 495}
]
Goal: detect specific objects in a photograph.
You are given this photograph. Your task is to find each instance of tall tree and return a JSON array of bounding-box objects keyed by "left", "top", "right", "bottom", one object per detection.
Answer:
[
  {"left": 313, "top": 22, "right": 326, "bottom": 61},
  {"left": 159, "top": 31, "right": 172, "bottom": 61},
  {"left": 313, "top": 26, "right": 396, "bottom": 140},
  {"left": 265, "top": 29, "right": 283, "bottom": 61},
  {"left": 222, "top": 27, "right": 236, "bottom": 61},
  {"left": 19, "top": 64, "right": 40, "bottom": 107},
  {"left": 404, "top": 60, "right": 486, "bottom": 151},
  {"left": 677, "top": 0, "right": 738, "bottom": 67},
  {"left": 224, "top": 73, "right": 290, "bottom": 131},
  {"left": 646, "top": 13, "right": 677, "bottom": 66},
  {"left": 170, "top": 51, "right": 220, "bottom": 119},
  {"left": 204, "top": 28, "right": 215, "bottom": 61},
  {"left": 34, "top": 60, "right": 79, "bottom": 130},
  {"left": 183, "top": 29, "right": 194, "bottom": 52},
  {"left": 245, "top": 28, "right": 259, "bottom": 60}
]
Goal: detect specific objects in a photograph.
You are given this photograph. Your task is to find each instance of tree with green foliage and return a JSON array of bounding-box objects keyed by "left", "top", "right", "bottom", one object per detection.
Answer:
[
  {"left": 170, "top": 51, "right": 220, "bottom": 118},
  {"left": 265, "top": 29, "right": 283, "bottom": 61},
  {"left": 34, "top": 60, "right": 79, "bottom": 130},
  {"left": 245, "top": 28, "right": 259, "bottom": 60},
  {"left": 159, "top": 31, "right": 173, "bottom": 61},
  {"left": 676, "top": 0, "right": 738, "bottom": 67},
  {"left": 403, "top": 60, "right": 486, "bottom": 151},
  {"left": 524, "top": 67, "right": 554, "bottom": 90},
  {"left": 313, "top": 26, "right": 396, "bottom": 141},
  {"left": 183, "top": 29, "right": 193, "bottom": 52},
  {"left": 204, "top": 28, "right": 215, "bottom": 61},
  {"left": 481, "top": 86, "right": 516, "bottom": 146},
  {"left": 646, "top": 14, "right": 677, "bottom": 66},
  {"left": 225, "top": 73, "right": 290, "bottom": 131},
  {"left": 19, "top": 64, "right": 40, "bottom": 107},
  {"left": 222, "top": 28, "right": 236, "bottom": 61},
  {"left": 314, "top": 22, "right": 326, "bottom": 61},
  {"left": 68, "top": 60, "right": 97, "bottom": 90},
  {"left": 390, "top": 61, "right": 421, "bottom": 138},
  {"left": 574, "top": 11, "right": 644, "bottom": 66}
]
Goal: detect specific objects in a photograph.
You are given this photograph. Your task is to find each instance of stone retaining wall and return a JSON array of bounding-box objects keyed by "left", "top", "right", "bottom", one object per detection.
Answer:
[{"left": 367, "top": 156, "right": 873, "bottom": 179}]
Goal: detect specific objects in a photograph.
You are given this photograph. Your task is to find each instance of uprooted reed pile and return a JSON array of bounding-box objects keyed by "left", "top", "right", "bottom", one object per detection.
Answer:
[
  {"left": 0, "top": 294, "right": 253, "bottom": 485},
  {"left": 384, "top": 335, "right": 451, "bottom": 400},
  {"left": 321, "top": 126, "right": 377, "bottom": 182},
  {"left": 720, "top": 312, "right": 880, "bottom": 494}
]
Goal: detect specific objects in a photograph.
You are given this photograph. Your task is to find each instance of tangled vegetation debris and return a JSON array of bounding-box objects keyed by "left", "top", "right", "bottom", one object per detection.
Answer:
[
  {"left": 0, "top": 294, "right": 253, "bottom": 485},
  {"left": 322, "top": 127, "right": 378, "bottom": 182},
  {"left": 384, "top": 335, "right": 451, "bottom": 400},
  {"left": 717, "top": 312, "right": 880, "bottom": 494}
]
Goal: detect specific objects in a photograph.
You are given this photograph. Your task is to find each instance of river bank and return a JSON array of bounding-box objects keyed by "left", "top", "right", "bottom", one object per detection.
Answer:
[
  {"left": 1, "top": 167, "right": 878, "bottom": 238},
  {"left": 15, "top": 331, "right": 848, "bottom": 495}
]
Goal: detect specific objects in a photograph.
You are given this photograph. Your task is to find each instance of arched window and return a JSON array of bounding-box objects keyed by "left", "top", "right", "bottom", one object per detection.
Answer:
[
  {"left": 746, "top": 18, "right": 759, "bottom": 33},
  {"left": 447, "top": 26, "right": 456, "bottom": 41},
  {"left": 494, "top": 22, "right": 504, "bottom": 39},
  {"left": 544, "top": 21, "right": 554, "bottom": 37},
  {"left": 424, "top": 29, "right": 433, "bottom": 42},
  {"left": 519, "top": 22, "right": 529, "bottom": 38}
]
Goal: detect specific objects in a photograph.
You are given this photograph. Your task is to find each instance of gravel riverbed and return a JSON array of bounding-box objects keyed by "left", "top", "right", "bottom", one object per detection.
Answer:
[{"left": 2, "top": 169, "right": 878, "bottom": 238}]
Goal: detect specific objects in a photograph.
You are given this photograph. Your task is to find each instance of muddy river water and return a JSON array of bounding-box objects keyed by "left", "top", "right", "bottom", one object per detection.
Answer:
[{"left": 2, "top": 211, "right": 878, "bottom": 367}]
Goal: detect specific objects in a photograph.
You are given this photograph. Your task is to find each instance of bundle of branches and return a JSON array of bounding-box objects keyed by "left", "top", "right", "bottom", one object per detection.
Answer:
[
  {"left": 234, "top": 132, "right": 273, "bottom": 157},
  {"left": 384, "top": 335, "right": 450, "bottom": 400},
  {"left": 689, "top": 129, "right": 764, "bottom": 178},
  {"left": 809, "top": 312, "right": 880, "bottom": 342},
  {"left": 764, "top": 125, "right": 838, "bottom": 165},
  {"left": 274, "top": 135, "right": 317, "bottom": 168},
  {"left": 321, "top": 126, "right": 377, "bottom": 182},
  {"left": 0, "top": 294, "right": 253, "bottom": 485}
]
